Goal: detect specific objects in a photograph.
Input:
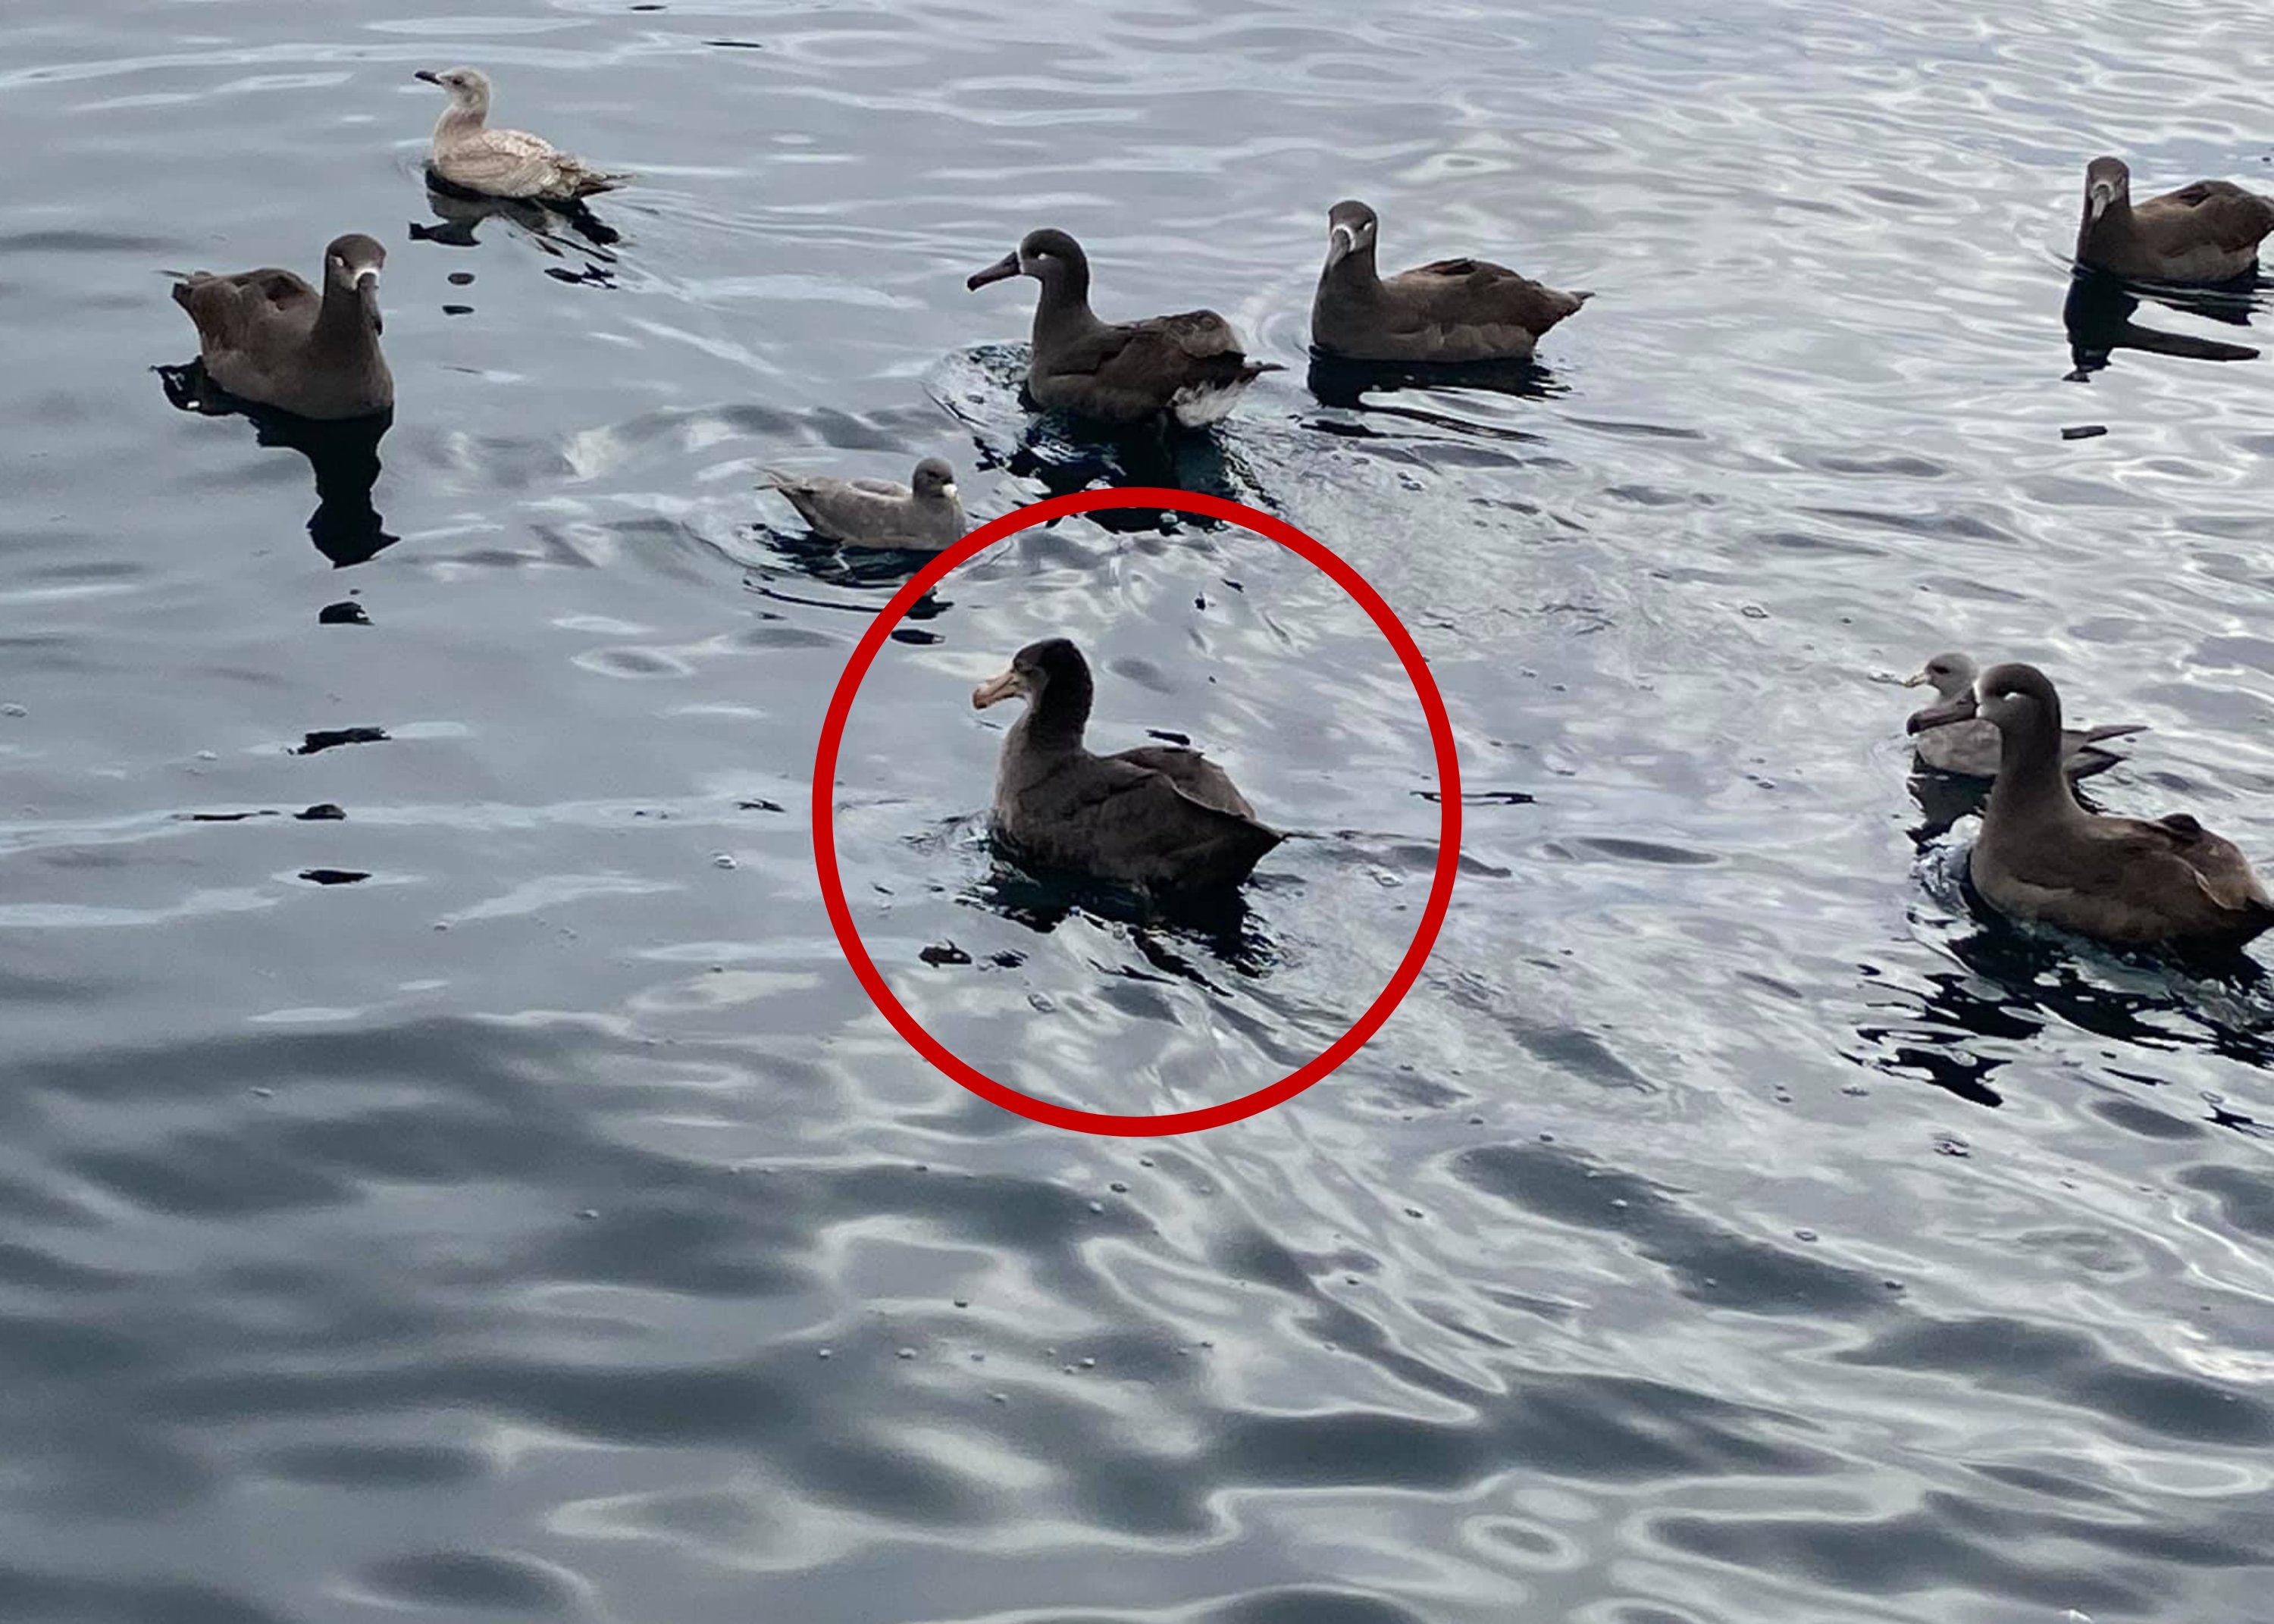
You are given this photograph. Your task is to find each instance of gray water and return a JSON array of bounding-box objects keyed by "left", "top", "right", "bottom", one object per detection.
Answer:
[{"left": 4, "top": 0, "right": 2273, "bottom": 1619}]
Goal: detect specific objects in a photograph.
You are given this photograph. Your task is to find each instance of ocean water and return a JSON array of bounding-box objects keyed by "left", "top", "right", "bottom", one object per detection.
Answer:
[{"left": 2, "top": 0, "right": 2271, "bottom": 1619}]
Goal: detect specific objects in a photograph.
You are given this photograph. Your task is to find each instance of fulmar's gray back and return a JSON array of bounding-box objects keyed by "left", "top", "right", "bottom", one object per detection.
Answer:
[
  {"left": 761, "top": 457, "right": 966, "bottom": 550},
  {"left": 1903, "top": 651, "right": 2144, "bottom": 781}
]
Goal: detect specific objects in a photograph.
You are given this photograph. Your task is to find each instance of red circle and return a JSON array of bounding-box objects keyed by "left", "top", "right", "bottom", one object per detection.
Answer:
[{"left": 810, "top": 486, "right": 1462, "bottom": 1136}]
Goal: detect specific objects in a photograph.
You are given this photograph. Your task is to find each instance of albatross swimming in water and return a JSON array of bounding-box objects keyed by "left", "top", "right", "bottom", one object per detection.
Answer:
[
  {"left": 972, "top": 637, "right": 1282, "bottom": 891},
  {"left": 966, "top": 229, "right": 1280, "bottom": 431},
  {"left": 1909, "top": 662, "right": 2274, "bottom": 952},
  {"left": 168, "top": 233, "right": 392, "bottom": 421},
  {"left": 415, "top": 67, "right": 628, "bottom": 204},
  {"left": 1310, "top": 199, "right": 1590, "bottom": 365},
  {"left": 2074, "top": 155, "right": 2274, "bottom": 285}
]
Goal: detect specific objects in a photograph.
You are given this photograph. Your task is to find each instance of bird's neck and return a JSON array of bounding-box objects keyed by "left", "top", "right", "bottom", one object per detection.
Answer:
[
  {"left": 1985, "top": 720, "right": 2078, "bottom": 828},
  {"left": 1017, "top": 674, "right": 1092, "bottom": 754},
  {"left": 434, "top": 102, "right": 487, "bottom": 143},
  {"left": 2078, "top": 197, "right": 2135, "bottom": 260},
  {"left": 1330, "top": 244, "right": 1381, "bottom": 293},
  {"left": 1030, "top": 267, "right": 1099, "bottom": 346},
  {"left": 312, "top": 278, "right": 375, "bottom": 352}
]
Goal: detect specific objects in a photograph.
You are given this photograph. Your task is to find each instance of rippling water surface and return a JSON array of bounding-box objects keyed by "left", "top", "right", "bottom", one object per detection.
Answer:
[{"left": 5, "top": 0, "right": 2273, "bottom": 1619}]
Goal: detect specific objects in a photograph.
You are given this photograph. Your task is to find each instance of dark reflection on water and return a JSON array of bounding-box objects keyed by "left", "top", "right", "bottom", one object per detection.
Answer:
[
  {"left": 156, "top": 361, "right": 396, "bottom": 567},
  {"left": 2061, "top": 266, "right": 2262, "bottom": 378},
  {"left": 1903, "top": 764, "right": 1993, "bottom": 845},
  {"left": 747, "top": 523, "right": 960, "bottom": 593},
  {"left": 1304, "top": 350, "right": 1563, "bottom": 410},
  {"left": 8, "top": 0, "right": 2274, "bottom": 1617},
  {"left": 963, "top": 852, "right": 1280, "bottom": 981},
  {"left": 415, "top": 174, "right": 623, "bottom": 251},
  {"left": 1858, "top": 841, "right": 2274, "bottom": 1105},
  {"left": 928, "top": 344, "right": 1267, "bottom": 529}
]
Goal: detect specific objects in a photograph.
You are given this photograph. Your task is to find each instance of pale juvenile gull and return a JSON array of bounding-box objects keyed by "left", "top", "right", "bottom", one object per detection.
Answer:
[{"left": 415, "top": 67, "right": 627, "bottom": 204}]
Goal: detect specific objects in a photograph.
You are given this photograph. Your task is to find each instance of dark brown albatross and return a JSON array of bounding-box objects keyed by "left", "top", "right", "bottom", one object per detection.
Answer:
[
  {"left": 1310, "top": 199, "right": 1590, "bottom": 364},
  {"left": 972, "top": 637, "right": 1282, "bottom": 891},
  {"left": 966, "top": 229, "right": 1279, "bottom": 430},
  {"left": 1908, "top": 662, "right": 2274, "bottom": 951},
  {"left": 168, "top": 233, "right": 392, "bottom": 421},
  {"left": 2074, "top": 155, "right": 2274, "bottom": 285}
]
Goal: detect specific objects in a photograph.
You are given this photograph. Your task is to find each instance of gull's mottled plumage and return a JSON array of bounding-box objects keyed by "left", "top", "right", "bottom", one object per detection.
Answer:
[
  {"left": 168, "top": 233, "right": 392, "bottom": 421},
  {"left": 972, "top": 638, "right": 1281, "bottom": 892},
  {"left": 416, "top": 67, "right": 627, "bottom": 203},
  {"left": 1903, "top": 652, "right": 2144, "bottom": 781},
  {"left": 1909, "top": 662, "right": 2274, "bottom": 950},
  {"left": 761, "top": 456, "right": 967, "bottom": 550}
]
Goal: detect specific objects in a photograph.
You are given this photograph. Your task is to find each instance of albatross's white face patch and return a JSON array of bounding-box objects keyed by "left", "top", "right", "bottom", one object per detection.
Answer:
[{"left": 1169, "top": 381, "right": 1243, "bottom": 427}]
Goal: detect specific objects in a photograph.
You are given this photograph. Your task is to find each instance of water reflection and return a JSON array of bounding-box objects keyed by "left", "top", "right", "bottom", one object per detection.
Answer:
[
  {"left": 412, "top": 175, "right": 622, "bottom": 251},
  {"left": 987, "top": 425, "right": 1261, "bottom": 531},
  {"left": 1902, "top": 768, "right": 1991, "bottom": 847},
  {"left": 963, "top": 858, "right": 1277, "bottom": 982},
  {"left": 1941, "top": 887, "right": 2274, "bottom": 1072},
  {"left": 1299, "top": 353, "right": 1557, "bottom": 452},
  {"left": 750, "top": 523, "right": 963, "bottom": 593},
  {"left": 1850, "top": 961, "right": 2022, "bottom": 1107},
  {"left": 927, "top": 344, "right": 1263, "bottom": 531},
  {"left": 156, "top": 360, "right": 395, "bottom": 567},
  {"left": 1305, "top": 350, "right": 1561, "bottom": 409},
  {"left": 2062, "top": 267, "right": 2261, "bottom": 379},
  {"left": 1863, "top": 842, "right": 2274, "bottom": 1105}
]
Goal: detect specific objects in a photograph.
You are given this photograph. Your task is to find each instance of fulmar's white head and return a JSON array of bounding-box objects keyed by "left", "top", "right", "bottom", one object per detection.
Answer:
[{"left": 1903, "top": 651, "right": 1980, "bottom": 703}]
